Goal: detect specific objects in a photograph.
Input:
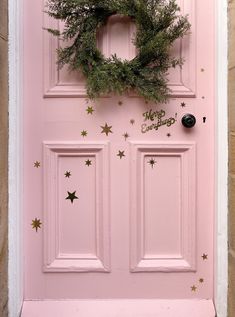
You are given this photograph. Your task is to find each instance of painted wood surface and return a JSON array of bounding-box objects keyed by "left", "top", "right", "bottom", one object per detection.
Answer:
[{"left": 22, "top": 0, "right": 216, "bottom": 314}]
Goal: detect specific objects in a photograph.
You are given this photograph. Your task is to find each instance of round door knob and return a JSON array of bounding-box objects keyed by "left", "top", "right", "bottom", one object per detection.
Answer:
[{"left": 181, "top": 114, "right": 196, "bottom": 128}]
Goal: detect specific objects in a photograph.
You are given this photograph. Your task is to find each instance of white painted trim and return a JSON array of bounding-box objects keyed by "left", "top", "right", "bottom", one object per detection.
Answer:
[
  {"left": 8, "top": 0, "right": 23, "bottom": 315},
  {"left": 216, "top": 0, "right": 228, "bottom": 316}
]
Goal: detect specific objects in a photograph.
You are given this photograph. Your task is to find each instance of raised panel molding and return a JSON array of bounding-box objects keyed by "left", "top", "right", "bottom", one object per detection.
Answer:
[
  {"left": 130, "top": 142, "right": 196, "bottom": 272},
  {"left": 43, "top": 142, "right": 110, "bottom": 272},
  {"left": 43, "top": 0, "right": 196, "bottom": 98}
]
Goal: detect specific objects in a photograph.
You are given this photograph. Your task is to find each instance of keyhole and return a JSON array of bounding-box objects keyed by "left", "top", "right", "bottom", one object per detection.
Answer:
[{"left": 203, "top": 117, "right": 206, "bottom": 123}]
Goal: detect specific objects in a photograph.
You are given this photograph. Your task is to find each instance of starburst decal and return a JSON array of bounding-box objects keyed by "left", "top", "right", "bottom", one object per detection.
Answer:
[
  {"left": 123, "top": 132, "right": 129, "bottom": 141},
  {"left": 86, "top": 106, "right": 94, "bottom": 114},
  {"left": 191, "top": 285, "right": 197, "bottom": 292},
  {"left": 201, "top": 253, "right": 208, "bottom": 260},
  {"left": 64, "top": 171, "right": 71, "bottom": 178},
  {"left": 181, "top": 102, "right": 186, "bottom": 108},
  {"left": 117, "top": 151, "right": 125, "bottom": 159},
  {"left": 34, "top": 161, "right": 40, "bottom": 168},
  {"left": 66, "top": 191, "right": 78, "bottom": 203},
  {"left": 148, "top": 158, "right": 157, "bottom": 168},
  {"left": 130, "top": 119, "right": 135, "bottom": 125},
  {"left": 199, "top": 278, "right": 204, "bottom": 283},
  {"left": 31, "top": 218, "right": 42, "bottom": 232},
  {"left": 101, "top": 123, "right": 113, "bottom": 136},
  {"left": 81, "top": 130, "right": 88, "bottom": 137},
  {"left": 85, "top": 159, "right": 92, "bottom": 166}
]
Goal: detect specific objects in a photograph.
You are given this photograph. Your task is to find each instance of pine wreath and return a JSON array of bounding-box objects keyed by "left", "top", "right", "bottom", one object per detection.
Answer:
[{"left": 46, "top": 0, "right": 190, "bottom": 103}]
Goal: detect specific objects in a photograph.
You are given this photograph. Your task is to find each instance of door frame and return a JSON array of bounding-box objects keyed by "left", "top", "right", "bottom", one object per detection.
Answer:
[{"left": 8, "top": 0, "right": 228, "bottom": 315}]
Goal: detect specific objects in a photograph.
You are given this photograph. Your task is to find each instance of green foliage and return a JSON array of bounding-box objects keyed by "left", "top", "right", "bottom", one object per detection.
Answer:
[{"left": 45, "top": 0, "right": 190, "bottom": 103}]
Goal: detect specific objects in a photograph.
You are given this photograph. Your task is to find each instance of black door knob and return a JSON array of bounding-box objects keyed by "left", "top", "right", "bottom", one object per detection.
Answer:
[{"left": 182, "top": 114, "right": 196, "bottom": 128}]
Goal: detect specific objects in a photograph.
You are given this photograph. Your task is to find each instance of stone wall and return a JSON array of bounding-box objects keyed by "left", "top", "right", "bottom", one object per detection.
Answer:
[
  {"left": 229, "top": 0, "right": 235, "bottom": 316},
  {"left": 0, "top": 0, "right": 8, "bottom": 316}
]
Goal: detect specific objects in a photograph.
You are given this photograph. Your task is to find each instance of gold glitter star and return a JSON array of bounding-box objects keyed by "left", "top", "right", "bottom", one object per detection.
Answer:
[
  {"left": 31, "top": 218, "right": 42, "bottom": 232},
  {"left": 34, "top": 161, "right": 40, "bottom": 168},
  {"left": 65, "top": 171, "right": 71, "bottom": 178},
  {"left": 148, "top": 158, "right": 157, "bottom": 168},
  {"left": 86, "top": 106, "right": 94, "bottom": 114},
  {"left": 201, "top": 253, "right": 208, "bottom": 260},
  {"left": 85, "top": 159, "right": 92, "bottom": 166},
  {"left": 66, "top": 191, "right": 78, "bottom": 203},
  {"left": 191, "top": 285, "right": 197, "bottom": 292},
  {"left": 101, "top": 123, "right": 113, "bottom": 136},
  {"left": 123, "top": 132, "right": 129, "bottom": 141},
  {"left": 81, "top": 130, "right": 88, "bottom": 137},
  {"left": 117, "top": 151, "right": 125, "bottom": 159},
  {"left": 181, "top": 102, "right": 186, "bottom": 108},
  {"left": 130, "top": 119, "right": 135, "bottom": 125},
  {"left": 118, "top": 101, "right": 123, "bottom": 106},
  {"left": 199, "top": 278, "right": 204, "bottom": 283}
]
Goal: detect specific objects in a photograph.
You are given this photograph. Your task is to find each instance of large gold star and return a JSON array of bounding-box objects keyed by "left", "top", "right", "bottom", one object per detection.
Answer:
[
  {"left": 81, "top": 130, "right": 88, "bottom": 137},
  {"left": 101, "top": 123, "right": 113, "bottom": 136},
  {"left": 85, "top": 159, "right": 92, "bottom": 166},
  {"left": 31, "top": 218, "right": 42, "bottom": 232},
  {"left": 64, "top": 171, "right": 71, "bottom": 178},
  {"left": 117, "top": 150, "right": 125, "bottom": 159},
  {"left": 66, "top": 191, "right": 78, "bottom": 203},
  {"left": 86, "top": 106, "right": 94, "bottom": 114},
  {"left": 201, "top": 253, "right": 208, "bottom": 260}
]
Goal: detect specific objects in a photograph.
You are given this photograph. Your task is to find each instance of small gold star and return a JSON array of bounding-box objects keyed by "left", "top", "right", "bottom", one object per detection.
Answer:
[
  {"left": 201, "top": 68, "right": 205, "bottom": 72},
  {"left": 66, "top": 191, "right": 78, "bottom": 203},
  {"left": 31, "top": 218, "right": 42, "bottom": 232},
  {"left": 181, "top": 102, "right": 186, "bottom": 108},
  {"left": 34, "top": 161, "right": 40, "bottom": 168},
  {"left": 199, "top": 278, "right": 204, "bottom": 283},
  {"left": 118, "top": 101, "right": 123, "bottom": 106},
  {"left": 85, "top": 159, "right": 92, "bottom": 166},
  {"left": 86, "top": 106, "right": 94, "bottom": 114},
  {"left": 202, "top": 96, "right": 205, "bottom": 99},
  {"left": 81, "top": 130, "right": 88, "bottom": 137},
  {"left": 201, "top": 253, "right": 208, "bottom": 260},
  {"left": 123, "top": 132, "right": 129, "bottom": 141},
  {"left": 130, "top": 119, "right": 135, "bottom": 125},
  {"left": 117, "top": 151, "right": 125, "bottom": 159},
  {"left": 101, "top": 123, "right": 113, "bottom": 136},
  {"left": 191, "top": 285, "right": 197, "bottom": 292},
  {"left": 167, "top": 133, "right": 171, "bottom": 137},
  {"left": 65, "top": 171, "right": 71, "bottom": 178},
  {"left": 148, "top": 158, "right": 157, "bottom": 168}
]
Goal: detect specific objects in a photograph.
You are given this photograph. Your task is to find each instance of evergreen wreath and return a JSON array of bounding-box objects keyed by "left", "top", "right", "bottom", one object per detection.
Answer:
[{"left": 46, "top": 0, "right": 190, "bottom": 103}]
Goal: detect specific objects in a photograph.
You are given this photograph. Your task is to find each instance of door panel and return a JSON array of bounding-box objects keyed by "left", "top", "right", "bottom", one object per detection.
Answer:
[{"left": 22, "top": 0, "right": 216, "bottom": 314}]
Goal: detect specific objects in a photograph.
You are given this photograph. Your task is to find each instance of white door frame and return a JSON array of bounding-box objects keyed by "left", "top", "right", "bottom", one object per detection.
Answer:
[{"left": 8, "top": 0, "right": 228, "bottom": 316}]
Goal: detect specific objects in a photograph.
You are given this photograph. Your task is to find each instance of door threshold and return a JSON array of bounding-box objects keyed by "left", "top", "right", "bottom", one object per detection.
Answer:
[{"left": 21, "top": 299, "right": 216, "bottom": 317}]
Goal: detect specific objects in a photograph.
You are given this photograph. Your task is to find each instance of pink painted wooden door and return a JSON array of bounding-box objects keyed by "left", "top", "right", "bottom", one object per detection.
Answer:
[{"left": 22, "top": 0, "right": 216, "bottom": 316}]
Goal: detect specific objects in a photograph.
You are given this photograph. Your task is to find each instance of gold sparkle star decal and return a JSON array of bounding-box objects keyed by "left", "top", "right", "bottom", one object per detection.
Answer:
[
  {"left": 66, "top": 191, "right": 78, "bottom": 203},
  {"left": 86, "top": 106, "right": 94, "bottom": 114},
  {"left": 117, "top": 151, "right": 125, "bottom": 159},
  {"left": 85, "top": 159, "right": 92, "bottom": 166},
  {"left": 199, "top": 278, "right": 204, "bottom": 283},
  {"left": 123, "top": 132, "right": 129, "bottom": 141},
  {"left": 130, "top": 119, "right": 135, "bottom": 125},
  {"left": 148, "top": 158, "right": 157, "bottom": 168},
  {"left": 31, "top": 218, "right": 42, "bottom": 232},
  {"left": 34, "top": 161, "right": 40, "bottom": 168},
  {"left": 65, "top": 171, "right": 71, "bottom": 178},
  {"left": 191, "top": 285, "right": 197, "bottom": 292},
  {"left": 118, "top": 101, "right": 123, "bottom": 106},
  {"left": 81, "top": 130, "right": 88, "bottom": 137},
  {"left": 201, "top": 253, "right": 208, "bottom": 260},
  {"left": 181, "top": 102, "right": 186, "bottom": 108},
  {"left": 101, "top": 123, "right": 113, "bottom": 136}
]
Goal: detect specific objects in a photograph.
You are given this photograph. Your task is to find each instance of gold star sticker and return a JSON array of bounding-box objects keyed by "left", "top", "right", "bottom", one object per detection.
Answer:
[
  {"left": 123, "top": 132, "right": 129, "bottom": 141},
  {"left": 199, "top": 278, "right": 204, "bottom": 283},
  {"left": 31, "top": 218, "right": 42, "bottom": 232},
  {"left": 86, "top": 106, "right": 94, "bottom": 114},
  {"left": 148, "top": 158, "right": 157, "bottom": 168},
  {"left": 34, "top": 161, "right": 40, "bottom": 168},
  {"left": 81, "top": 130, "right": 88, "bottom": 137},
  {"left": 66, "top": 191, "right": 78, "bottom": 203},
  {"left": 64, "top": 171, "right": 71, "bottom": 178},
  {"left": 117, "top": 151, "right": 125, "bottom": 159},
  {"left": 181, "top": 102, "right": 186, "bottom": 108},
  {"left": 202, "top": 253, "right": 208, "bottom": 260},
  {"left": 118, "top": 101, "right": 123, "bottom": 106},
  {"left": 191, "top": 285, "right": 197, "bottom": 292},
  {"left": 101, "top": 123, "right": 113, "bottom": 136},
  {"left": 130, "top": 119, "right": 135, "bottom": 125},
  {"left": 85, "top": 159, "right": 92, "bottom": 166}
]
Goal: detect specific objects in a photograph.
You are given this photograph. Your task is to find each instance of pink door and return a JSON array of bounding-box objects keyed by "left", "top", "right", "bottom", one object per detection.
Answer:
[{"left": 22, "top": 0, "right": 216, "bottom": 316}]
